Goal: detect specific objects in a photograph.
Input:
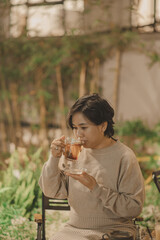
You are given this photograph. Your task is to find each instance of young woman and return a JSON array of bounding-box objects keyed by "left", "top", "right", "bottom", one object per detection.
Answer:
[{"left": 39, "top": 93, "right": 145, "bottom": 240}]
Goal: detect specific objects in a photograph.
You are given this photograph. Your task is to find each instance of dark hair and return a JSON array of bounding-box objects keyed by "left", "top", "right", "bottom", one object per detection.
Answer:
[{"left": 67, "top": 93, "right": 115, "bottom": 138}]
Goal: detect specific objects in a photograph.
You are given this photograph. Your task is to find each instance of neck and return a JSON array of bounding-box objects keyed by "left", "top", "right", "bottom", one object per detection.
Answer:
[{"left": 94, "top": 137, "right": 115, "bottom": 149}]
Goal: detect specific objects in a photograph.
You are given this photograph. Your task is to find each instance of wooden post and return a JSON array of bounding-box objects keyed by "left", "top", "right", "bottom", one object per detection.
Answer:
[
  {"left": 79, "top": 62, "right": 86, "bottom": 97},
  {"left": 90, "top": 58, "right": 100, "bottom": 94},
  {"left": 36, "top": 68, "right": 48, "bottom": 146},
  {"left": 0, "top": 77, "right": 15, "bottom": 144},
  {"left": 0, "top": 100, "right": 7, "bottom": 152},
  {"left": 10, "top": 82, "right": 23, "bottom": 147},
  {"left": 113, "top": 49, "right": 121, "bottom": 121},
  {"left": 56, "top": 65, "right": 67, "bottom": 135}
]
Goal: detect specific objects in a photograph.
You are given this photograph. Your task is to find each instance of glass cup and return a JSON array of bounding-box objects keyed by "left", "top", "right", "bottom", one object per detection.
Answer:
[{"left": 63, "top": 137, "right": 83, "bottom": 174}]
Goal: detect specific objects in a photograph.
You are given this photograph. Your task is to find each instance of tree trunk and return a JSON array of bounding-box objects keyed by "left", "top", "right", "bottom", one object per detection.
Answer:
[
  {"left": 0, "top": 75, "right": 15, "bottom": 144},
  {"left": 9, "top": 82, "right": 23, "bottom": 147},
  {"left": 89, "top": 58, "right": 100, "bottom": 94},
  {"left": 113, "top": 49, "right": 121, "bottom": 121},
  {"left": 0, "top": 5, "right": 10, "bottom": 39},
  {"left": 0, "top": 100, "right": 7, "bottom": 152},
  {"left": 55, "top": 65, "right": 67, "bottom": 135},
  {"left": 35, "top": 68, "right": 48, "bottom": 147},
  {"left": 79, "top": 62, "right": 86, "bottom": 97}
]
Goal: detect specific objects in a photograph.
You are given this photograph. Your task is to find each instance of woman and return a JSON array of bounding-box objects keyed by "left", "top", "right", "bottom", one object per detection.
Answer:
[{"left": 39, "top": 93, "right": 145, "bottom": 240}]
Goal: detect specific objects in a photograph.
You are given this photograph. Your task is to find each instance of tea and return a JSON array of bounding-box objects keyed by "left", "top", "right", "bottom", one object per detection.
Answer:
[
  {"left": 63, "top": 137, "right": 83, "bottom": 173},
  {"left": 65, "top": 143, "right": 82, "bottom": 160}
]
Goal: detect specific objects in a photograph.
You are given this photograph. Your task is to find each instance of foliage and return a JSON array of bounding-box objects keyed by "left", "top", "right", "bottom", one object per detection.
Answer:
[
  {"left": 0, "top": 148, "right": 43, "bottom": 218},
  {"left": 141, "top": 181, "right": 160, "bottom": 229},
  {"left": 0, "top": 204, "right": 36, "bottom": 239},
  {"left": 115, "top": 120, "right": 160, "bottom": 156},
  {"left": 115, "top": 120, "right": 158, "bottom": 140},
  {"left": 115, "top": 120, "right": 160, "bottom": 166},
  {"left": 104, "top": 28, "right": 139, "bottom": 52},
  {"left": 0, "top": 35, "right": 105, "bottom": 131},
  {"left": 148, "top": 52, "right": 160, "bottom": 67},
  {"left": 0, "top": 146, "right": 70, "bottom": 239},
  {"left": 0, "top": 147, "right": 44, "bottom": 239},
  {"left": 139, "top": 41, "right": 160, "bottom": 67}
]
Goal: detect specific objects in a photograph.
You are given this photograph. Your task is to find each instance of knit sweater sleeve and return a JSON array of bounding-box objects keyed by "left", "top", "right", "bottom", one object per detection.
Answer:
[
  {"left": 91, "top": 152, "right": 145, "bottom": 219},
  {"left": 39, "top": 153, "right": 68, "bottom": 199}
]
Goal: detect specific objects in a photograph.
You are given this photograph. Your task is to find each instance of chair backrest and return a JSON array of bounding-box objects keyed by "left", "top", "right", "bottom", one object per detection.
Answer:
[
  {"left": 42, "top": 193, "right": 70, "bottom": 240},
  {"left": 152, "top": 170, "right": 160, "bottom": 192}
]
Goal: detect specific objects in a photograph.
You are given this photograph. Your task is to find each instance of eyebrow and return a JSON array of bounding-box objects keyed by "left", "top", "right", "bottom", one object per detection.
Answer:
[{"left": 72, "top": 123, "right": 88, "bottom": 126}]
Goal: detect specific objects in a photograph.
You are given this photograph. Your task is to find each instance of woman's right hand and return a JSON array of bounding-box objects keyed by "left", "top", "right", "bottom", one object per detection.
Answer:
[{"left": 50, "top": 135, "right": 65, "bottom": 158}]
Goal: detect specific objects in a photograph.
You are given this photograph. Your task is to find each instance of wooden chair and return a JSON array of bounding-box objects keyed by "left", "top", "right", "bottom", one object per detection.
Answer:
[
  {"left": 34, "top": 193, "right": 143, "bottom": 240},
  {"left": 34, "top": 193, "right": 70, "bottom": 240},
  {"left": 152, "top": 170, "right": 160, "bottom": 192}
]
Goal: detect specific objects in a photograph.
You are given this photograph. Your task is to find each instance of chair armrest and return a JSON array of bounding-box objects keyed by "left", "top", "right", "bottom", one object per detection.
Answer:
[{"left": 34, "top": 213, "right": 42, "bottom": 224}]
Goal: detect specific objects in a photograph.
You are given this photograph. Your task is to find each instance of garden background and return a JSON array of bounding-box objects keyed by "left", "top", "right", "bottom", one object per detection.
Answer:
[{"left": 0, "top": 0, "right": 160, "bottom": 239}]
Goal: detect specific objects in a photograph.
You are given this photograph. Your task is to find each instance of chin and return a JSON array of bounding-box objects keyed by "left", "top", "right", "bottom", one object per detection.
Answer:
[{"left": 83, "top": 143, "right": 90, "bottom": 148}]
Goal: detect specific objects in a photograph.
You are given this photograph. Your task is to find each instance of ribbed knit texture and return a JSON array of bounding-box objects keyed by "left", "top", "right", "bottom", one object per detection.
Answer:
[{"left": 39, "top": 140, "right": 145, "bottom": 240}]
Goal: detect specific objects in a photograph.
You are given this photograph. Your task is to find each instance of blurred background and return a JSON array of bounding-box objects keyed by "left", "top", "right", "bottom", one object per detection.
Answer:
[{"left": 0, "top": 0, "right": 160, "bottom": 239}]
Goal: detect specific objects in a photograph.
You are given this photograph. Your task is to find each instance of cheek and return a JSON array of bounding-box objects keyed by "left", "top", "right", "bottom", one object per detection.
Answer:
[
  {"left": 85, "top": 128, "right": 92, "bottom": 136},
  {"left": 86, "top": 128, "right": 98, "bottom": 140},
  {"left": 88, "top": 129, "right": 103, "bottom": 142}
]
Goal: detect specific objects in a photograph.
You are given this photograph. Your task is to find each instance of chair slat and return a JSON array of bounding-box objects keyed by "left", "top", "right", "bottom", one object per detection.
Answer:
[
  {"left": 49, "top": 199, "right": 68, "bottom": 203},
  {"left": 152, "top": 170, "right": 160, "bottom": 193},
  {"left": 43, "top": 193, "right": 70, "bottom": 210},
  {"left": 46, "top": 205, "right": 70, "bottom": 211}
]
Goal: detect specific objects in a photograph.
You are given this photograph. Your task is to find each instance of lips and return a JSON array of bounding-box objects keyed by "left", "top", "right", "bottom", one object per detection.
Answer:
[{"left": 80, "top": 139, "right": 86, "bottom": 144}]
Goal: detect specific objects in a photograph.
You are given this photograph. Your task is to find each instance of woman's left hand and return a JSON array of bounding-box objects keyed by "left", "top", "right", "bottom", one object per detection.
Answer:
[{"left": 65, "top": 171, "right": 97, "bottom": 191}]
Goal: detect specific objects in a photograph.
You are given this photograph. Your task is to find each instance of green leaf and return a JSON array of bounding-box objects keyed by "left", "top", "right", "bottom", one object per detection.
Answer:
[{"left": 0, "top": 187, "right": 12, "bottom": 194}]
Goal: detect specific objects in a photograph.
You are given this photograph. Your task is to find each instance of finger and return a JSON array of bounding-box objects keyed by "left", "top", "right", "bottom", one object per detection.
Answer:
[
  {"left": 80, "top": 172, "right": 92, "bottom": 180},
  {"left": 50, "top": 145, "right": 61, "bottom": 156},
  {"left": 51, "top": 141, "right": 65, "bottom": 149},
  {"left": 51, "top": 135, "right": 65, "bottom": 144},
  {"left": 65, "top": 173, "right": 82, "bottom": 179},
  {"left": 50, "top": 144, "right": 59, "bottom": 151},
  {"left": 81, "top": 171, "right": 89, "bottom": 177},
  {"left": 52, "top": 144, "right": 65, "bottom": 150},
  {"left": 51, "top": 140, "right": 64, "bottom": 146},
  {"left": 66, "top": 171, "right": 90, "bottom": 179},
  {"left": 56, "top": 136, "right": 66, "bottom": 146},
  {"left": 60, "top": 135, "right": 65, "bottom": 141}
]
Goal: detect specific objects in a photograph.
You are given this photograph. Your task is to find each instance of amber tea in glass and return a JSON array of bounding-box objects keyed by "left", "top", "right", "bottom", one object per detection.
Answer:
[
  {"left": 64, "top": 141, "right": 82, "bottom": 160},
  {"left": 63, "top": 137, "right": 83, "bottom": 174}
]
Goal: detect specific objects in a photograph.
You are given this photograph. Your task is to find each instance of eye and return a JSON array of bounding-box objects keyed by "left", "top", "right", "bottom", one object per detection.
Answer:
[
  {"left": 72, "top": 127, "right": 77, "bottom": 130},
  {"left": 81, "top": 127, "right": 87, "bottom": 130}
]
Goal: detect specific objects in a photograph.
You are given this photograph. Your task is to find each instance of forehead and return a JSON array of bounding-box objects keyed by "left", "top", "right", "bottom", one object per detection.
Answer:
[{"left": 72, "top": 112, "right": 92, "bottom": 125}]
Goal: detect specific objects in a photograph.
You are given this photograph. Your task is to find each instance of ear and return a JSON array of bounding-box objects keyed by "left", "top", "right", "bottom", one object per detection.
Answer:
[{"left": 101, "top": 122, "right": 108, "bottom": 133}]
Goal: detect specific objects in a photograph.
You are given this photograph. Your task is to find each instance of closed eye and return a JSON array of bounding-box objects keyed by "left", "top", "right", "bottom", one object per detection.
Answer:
[{"left": 72, "top": 126, "right": 87, "bottom": 130}]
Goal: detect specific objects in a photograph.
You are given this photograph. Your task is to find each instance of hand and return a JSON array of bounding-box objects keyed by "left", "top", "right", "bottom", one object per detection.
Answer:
[
  {"left": 50, "top": 135, "right": 65, "bottom": 158},
  {"left": 65, "top": 171, "right": 97, "bottom": 191}
]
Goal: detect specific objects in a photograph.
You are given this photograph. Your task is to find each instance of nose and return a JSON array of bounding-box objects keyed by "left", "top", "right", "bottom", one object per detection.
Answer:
[{"left": 76, "top": 128, "right": 83, "bottom": 138}]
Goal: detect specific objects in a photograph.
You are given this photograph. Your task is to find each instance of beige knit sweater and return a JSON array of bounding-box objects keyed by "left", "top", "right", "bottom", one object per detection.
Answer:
[{"left": 39, "top": 140, "right": 145, "bottom": 238}]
